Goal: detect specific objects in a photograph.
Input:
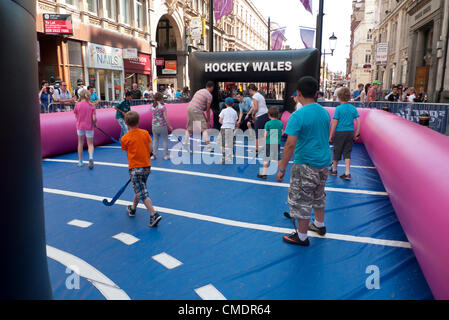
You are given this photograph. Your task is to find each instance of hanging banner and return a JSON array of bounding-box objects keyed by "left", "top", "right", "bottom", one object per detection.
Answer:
[
  {"left": 300, "top": 28, "right": 315, "bottom": 49},
  {"left": 376, "top": 43, "right": 388, "bottom": 66},
  {"left": 271, "top": 28, "right": 286, "bottom": 50},
  {"left": 300, "top": 0, "right": 313, "bottom": 15},
  {"left": 214, "top": 0, "right": 234, "bottom": 21},
  {"left": 190, "top": 17, "right": 203, "bottom": 41}
]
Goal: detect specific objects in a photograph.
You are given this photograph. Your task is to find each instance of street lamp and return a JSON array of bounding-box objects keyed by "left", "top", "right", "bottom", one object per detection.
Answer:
[{"left": 322, "top": 33, "right": 338, "bottom": 91}]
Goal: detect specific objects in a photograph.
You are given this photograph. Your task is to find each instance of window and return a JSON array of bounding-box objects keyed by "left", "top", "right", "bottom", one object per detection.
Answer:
[
  {"left": 105, "top": 0, "right": 117, "bottom": 20},
  {"left": 63, "top": 0, "right": 76, "bottom": 7},
  {"left": 365, "top": 54, "right": 371, "bottom": 64},
  {"left": 87, "top": 0, "right": 98, "bottom": 14},
  {"left": 68, "top": 41, "right": 82, "bottom": 65},
  {"left": 120, "top": 0, "right": 131, "bottom": 25},
  {"left": 135, "top": 1, "right": 144, "bottom": 29}
]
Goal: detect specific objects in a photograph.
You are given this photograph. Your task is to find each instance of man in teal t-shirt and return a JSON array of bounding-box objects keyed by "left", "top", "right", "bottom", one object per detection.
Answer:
[
  {"left": 257, "top": 106, "right": 284, "bottom": 180},
  {"left": 115, "top": 91, "right": 132, "bottom": 138},
  {"left": 277, "top": 76, "right": 331, "bottom": 247}
]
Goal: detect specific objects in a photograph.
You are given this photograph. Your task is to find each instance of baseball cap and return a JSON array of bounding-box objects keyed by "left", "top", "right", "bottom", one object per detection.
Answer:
[{"left": 225, "top": 97, "right": 234, "bottom": 105}]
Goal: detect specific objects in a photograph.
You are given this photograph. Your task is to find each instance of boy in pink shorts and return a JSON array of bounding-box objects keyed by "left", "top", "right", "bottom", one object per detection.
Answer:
[{"left": 74, "top": 89, "right": 97, "bottom": 169}]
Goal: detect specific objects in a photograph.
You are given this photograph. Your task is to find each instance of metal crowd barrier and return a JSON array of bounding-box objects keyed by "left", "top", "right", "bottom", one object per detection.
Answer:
[
  {"left": 320, "top": 101, "right": 448, "bottom": 134},
  {"left": 39, "top": 98, "right": 193, "bottom": 114}
]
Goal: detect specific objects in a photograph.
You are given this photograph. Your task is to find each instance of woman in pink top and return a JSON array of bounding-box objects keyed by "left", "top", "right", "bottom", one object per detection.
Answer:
[{"left": 74, "top": 89, "right": 97, "bottom": 169}]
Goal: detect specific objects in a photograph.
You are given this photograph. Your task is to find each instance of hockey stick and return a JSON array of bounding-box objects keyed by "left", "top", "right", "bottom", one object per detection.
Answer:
[{"left": 102, "top": 179, "right": 131, "bottom": 206}]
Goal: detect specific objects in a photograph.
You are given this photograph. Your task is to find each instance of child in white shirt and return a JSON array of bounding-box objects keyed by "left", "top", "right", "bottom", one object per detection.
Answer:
[{"left": 219, "top": 97, "right": 238, "bottom": 163}]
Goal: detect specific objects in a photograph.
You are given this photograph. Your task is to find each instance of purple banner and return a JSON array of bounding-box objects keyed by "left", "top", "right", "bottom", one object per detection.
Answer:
[
  {"left": 271, "top": 28, "right": 286, "bottom": 50},
  {"left": 300, "top": 0, "right": 313, "bottom": 14},
  {"left": 214, "top": 0, "right": 233, "bottom": 21},
  {"left": 300, "top": 28, "right": 315, "bottom": 48}
]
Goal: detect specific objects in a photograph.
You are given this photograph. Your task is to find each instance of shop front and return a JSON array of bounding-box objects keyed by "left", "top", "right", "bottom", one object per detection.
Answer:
[
  {"left": 85, "top": 43, "right": 124, "bottom": 102},
  {"left": 156, "top": 55, "right": 178, "bottom": 91},
  {"left": 124, "top": 53, "right": 152, "bottom": 93}
]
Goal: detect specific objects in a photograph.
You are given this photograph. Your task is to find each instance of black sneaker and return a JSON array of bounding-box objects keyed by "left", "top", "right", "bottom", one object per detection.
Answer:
[
  {"left": 308, "top": 223, "right": 327, "bottom": 236},
  {"left": 340, "top": 174, "right": 352, "bottom": 180},
  {"left": 329, "top": 168, "right": 337, "bottom": 176},
  {"left": 127, "top": 205, "right": 136, "bottom": 217},
  {"left": 149, "top": 213, "right": 162, "bottom": 227},
  {"left": 257, "top": 174, "right": 267, "bottom": 180},
  {"left": 282, "top": 232, "right": 310, "bottom": 246},
  {"left": 284, "top": 211, "right": 292, "bottom": 219},
  {"left": 88, "top": 159, "right": 94, "bottom": 169}
]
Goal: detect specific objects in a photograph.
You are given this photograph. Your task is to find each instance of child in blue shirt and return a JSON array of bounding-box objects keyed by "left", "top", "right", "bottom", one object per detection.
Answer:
[{"left": 329, "top": 87, "right": 361, "bottom": 180}]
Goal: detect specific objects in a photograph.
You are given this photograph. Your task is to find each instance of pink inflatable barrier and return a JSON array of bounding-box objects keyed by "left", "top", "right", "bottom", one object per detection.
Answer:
[
  {"left": 40, "top": 103, "right": 213, "bottom": 158},
  {"left": 362, "top": 110, "right": 449, "bottom": 300}
]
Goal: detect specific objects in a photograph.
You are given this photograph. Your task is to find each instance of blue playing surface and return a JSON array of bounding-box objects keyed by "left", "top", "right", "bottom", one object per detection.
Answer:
[{"left": 42, "top": 137, "right": 433, "bottom": 300}]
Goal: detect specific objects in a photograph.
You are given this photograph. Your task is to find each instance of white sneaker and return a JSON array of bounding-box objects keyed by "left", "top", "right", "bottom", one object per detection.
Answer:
[
  {"left": 206, "top": 144, "right": 213, "bottom": 152},
  {"left": 151, "top": 155, "right": 156, "bottom": 160},
  {"left": 163, "top": 155, "right": 170, "bottom": 160},
  {"left": 77, "top": 161, "right": 83, "bottom": 167}
]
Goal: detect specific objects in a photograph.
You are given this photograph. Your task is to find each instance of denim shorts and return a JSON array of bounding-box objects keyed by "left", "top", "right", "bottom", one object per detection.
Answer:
[{"left": 77, "top": 130, "right": 94, "bottom": 138}]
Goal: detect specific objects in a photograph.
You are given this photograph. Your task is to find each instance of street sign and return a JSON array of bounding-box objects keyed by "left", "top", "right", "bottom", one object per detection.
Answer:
[
  {"left": 43, "top": 14, "right": 73, "bottom": 35},
  {"left": 190, "top": 17, "right": 202, "bottom": 41}
]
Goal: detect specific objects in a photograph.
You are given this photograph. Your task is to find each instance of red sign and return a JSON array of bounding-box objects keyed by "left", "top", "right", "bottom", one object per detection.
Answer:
[
  {"left": 155, "top": 58, "right": 165, "bottom": 66},
  {"left": 43, "top": 14, "right": 73, "bottom": 35},
  {"left": 124, "top": 53, "right": 151, "bottom": 75}
]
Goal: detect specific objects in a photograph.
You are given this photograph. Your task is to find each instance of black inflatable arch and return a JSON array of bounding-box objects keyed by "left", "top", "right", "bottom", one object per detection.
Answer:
[{"left": 188, "top": 48, "right": 320, "bottom": 118}]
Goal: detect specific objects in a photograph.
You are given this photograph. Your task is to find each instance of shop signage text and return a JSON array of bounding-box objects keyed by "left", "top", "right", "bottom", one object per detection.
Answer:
[
  {"left": 87, "top": 43, "right": 123, "bottom": 71},
  {"left": 124, "top": 53, "right": 151, "bottom": 75},
  {"left": 204, "top": 61, "right": 293, "bottom": 73}
]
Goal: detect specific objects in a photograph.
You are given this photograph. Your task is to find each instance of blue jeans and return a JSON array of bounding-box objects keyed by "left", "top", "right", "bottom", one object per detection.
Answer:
[
  {"left": 117, "top": 118, "right": 129, "bottom": 138},
  {"left": 152, "top": 125, "right": 169, "bottom": 156}
]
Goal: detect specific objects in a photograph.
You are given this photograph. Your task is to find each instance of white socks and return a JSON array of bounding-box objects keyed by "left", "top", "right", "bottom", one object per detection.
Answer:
[
  {"left": 298, "top": 232, "right": 308, "bottom": 241},
  {"left": 89, "top": 153, "right": 93, "bottom": 160},
  {"left": 314, "top": 220, "right": 325, "bottom": 228}
]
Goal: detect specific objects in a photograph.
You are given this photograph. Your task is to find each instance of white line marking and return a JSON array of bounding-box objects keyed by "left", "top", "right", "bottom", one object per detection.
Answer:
[
  {"left": 112, "top": 232, "right": 140, "bottom": 245},
  {"left": 152, "top": 252, "right": 183, "bottom": 270},
  {"left": 43, "top": 188, "right": 410, "bottom": 249},
  {"left": 194, "top": 284, "right": 227, "bottom": 300},
  {"left": 46, "top": 245, "right": 130, "bottom": 300},
  {"left": 67, "top": 219, "right": 93, "bottom": 228},
  {"left": 43, "top": 159, "right": 386, "bottom": 196},
  {"left": 97, "top": 146, "right": 375, "bottom": 169}
]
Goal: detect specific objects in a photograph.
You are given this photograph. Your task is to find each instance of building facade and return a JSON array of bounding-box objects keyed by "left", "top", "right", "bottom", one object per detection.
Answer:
[
  {"left": 37, "top": 0, "right": 272, "bottom": 99},
  {"left": 150, "top": 0, "right": 269, "bottom": 91},
  {"left": 369, "top": 0, "right": 449, "bottom": 102},
  {"left": 37, "top": 0, "right": 153, "bottom": 101},
  {"left": 349, "top": 0, "right": 376, "bottom": 90}
]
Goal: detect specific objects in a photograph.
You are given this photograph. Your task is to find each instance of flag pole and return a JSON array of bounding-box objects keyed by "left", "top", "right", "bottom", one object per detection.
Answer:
[
  {"left": 316, "top": 0, "right": 324, "bottom": 79},
  {"left": 267, "top": 16, "right": 271, "bottom": 95},
  {"left": 209, "top": 0, "right": 214, "bottom": 52}
]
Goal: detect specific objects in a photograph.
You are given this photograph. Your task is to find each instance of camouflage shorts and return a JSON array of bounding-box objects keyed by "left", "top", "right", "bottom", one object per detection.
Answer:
[{"left": 288, "top": 164, "right": 329, "bottom": 220}]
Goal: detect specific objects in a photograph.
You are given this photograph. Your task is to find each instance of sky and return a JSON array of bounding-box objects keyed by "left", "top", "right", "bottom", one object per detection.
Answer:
[{"left": 254, "top": 0, "right": 353, "bottom": 73}]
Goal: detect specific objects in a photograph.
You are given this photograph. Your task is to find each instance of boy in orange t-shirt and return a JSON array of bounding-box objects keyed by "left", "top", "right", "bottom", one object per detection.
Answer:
[{"left": 121, "top": 111, "right": 162, "bottom": 227}]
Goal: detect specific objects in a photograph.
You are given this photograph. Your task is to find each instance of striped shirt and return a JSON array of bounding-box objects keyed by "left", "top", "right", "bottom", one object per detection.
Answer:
[{"left": 189, "top": 88, "right": 212, "bottom": 113}]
